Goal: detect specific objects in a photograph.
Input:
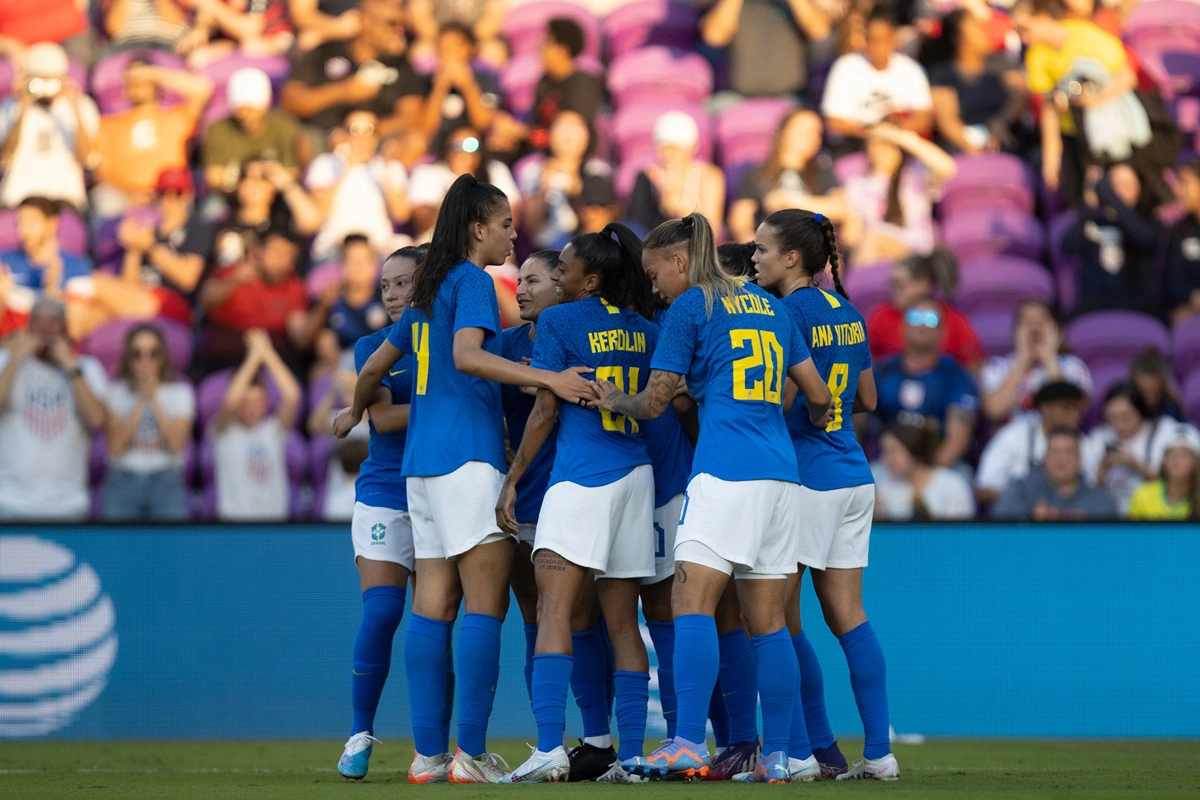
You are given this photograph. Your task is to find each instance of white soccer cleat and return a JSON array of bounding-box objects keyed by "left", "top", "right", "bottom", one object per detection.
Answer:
[
  {"left": 448, "top": 749, "right": 511, "bottom": 783},
  {"left": 336, "top": 732, "right": 379, "bottom": 780},
  {"left": 836, "top": 753, "right": 900, "bottom": 781},
  {"left": 788, "top": 755, "right": 821, "bottom": 782},
  {"left": 407, "top": 751, "right": 452, "bottom": 784},
  {"left": 597, "top": 760, "right": 642, "bottom": 783},
  {"left": 498, "top": 745, "right": 570, "bottom": 783}
]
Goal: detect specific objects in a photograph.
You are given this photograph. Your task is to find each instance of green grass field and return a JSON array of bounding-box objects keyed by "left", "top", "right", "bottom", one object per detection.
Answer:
[{"left": 2, "top": 739, "right": 1197, "bottom": 800}]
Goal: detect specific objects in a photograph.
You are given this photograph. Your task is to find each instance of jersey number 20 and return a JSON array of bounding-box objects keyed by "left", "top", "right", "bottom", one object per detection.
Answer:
[
  {"left": 731, "top": 329, "right": 784, "bottom": 404},
  {"left": 596, "top": 366, "right": 641, "bottom": 434}
]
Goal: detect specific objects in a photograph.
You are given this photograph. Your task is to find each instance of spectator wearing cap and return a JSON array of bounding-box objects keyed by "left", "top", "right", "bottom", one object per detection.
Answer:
[
  {"left": 528, "top": 17, "right": 605, "bottom": 153},
  {"left": 976, "top": 379, "right": 1087, "bottom": 504},
  {"left": 408, "top": 125, "right": 519, "bottom": 241},
  {"left": 203, "top": 67, "right": 304, "bottom": 200},
  {"left": 421, "top": 23, "right": 501, "bottom": 150},
  {"left": 305, "top": 108, "right": 410, "bottom": 260},
  {"left": 1128, "top": 423, "right": 1200, "bottom": 520},
  {"left": 873, "top": 296, "right": 979, "bottom": 469},
  {"left": 980, "top": 299, "right": 1093, "bottom": 423},
  {"left": 101, "top": 0, "right": 191, "bottom": 52},
  {"left": 92, "top": 57, "right": 214, "bottom": 220},
  {"left": 0, "top": 43, "right": 99, "bottom": 210},
  {"left": 820, "top": 6, "right": 934, "bottom": 148},
  {"left": 0, "top": 0, "right": 91, "bottom": 64},
  {"left": 1167, "top": 162, "right": 1200, "bottom": 325},
  {"left": 628, "top": 111, "right": 725, "bottom": 236},
  {"left": 519, "top": 110, "right": 614, "bottom": 249},
  {"left": 174, "top": 0, "right": 296, "bottom": 69},
  {"left": 991, "top": 427, "right": 1117, "bottom": 520},
  {"left": 700, "top": 0, "right": 833, "bottom": 103}
]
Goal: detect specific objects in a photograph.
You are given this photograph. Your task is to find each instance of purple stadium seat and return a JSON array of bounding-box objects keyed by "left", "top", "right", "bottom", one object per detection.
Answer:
[
  {"left": 970, "top": 308, "right": 1017, "bottom": 358},
  {"left": 196, "top": 367, "right": 304, "bottom": 432},
  {"left": 198, "top": 54, "right": 291, "bottom": 130},
  {"left": 607, "top": 47, "right": 714, "bottom": 109},
  {"left": 305, "top": 262, "right": 341, "bottom": 301},
  {"left": 605, "top": 0, "right": 699, "bottom": 60},
  {"left": 843, "top": 264, "right": 894, "bottom": 317},
  {"left": 310, "top": 434, "right": 335, "bottom": 493},
  {"left": 1124, "top": 0, "right": 1200, "bottom": 98},
  {"left": 0, "top": 206, "right": 89, "bottom": 256},
  {"left": 954, "top": 257, "right": 1055, "bottom": 316},
  {"left": 1064, "top": 310, "right": 1171, "bottom": 367},
  {"left": 512, "top": 152, "right": 547, "bottom": 190},
  {"left": 82, "top": 317, "right": 194, "bottom": 378},
  {"left": 498, "top": 52, "right": 602, "bottom": 118},
  {"left": 1172, "top": 315, "right": 1200, "bottom": 379},
  {"left": 941, "top": 208, "right": 1047, "bottom": 263},
  {"left": 612, "top": 101, "right": 712, "bottom": 165},
  {"left": 502, "top": 1, "right": 602, "bottom": 60},
  {"left": 1047, "top": 211, "right": 1081, "bottom": 314},
  {"left": 1185, "top": 370, "right": 1200, "bottom": 423},
  {"left": 715, "top": 98, "right": 797, "bottom": 171},
  {"left": 832, "top": 152, "right": 868, "bottom": 185},
  {"left": 940, "top": 154, "right": 1035, "bottom": 217},
  {"left": 90, "top": 50, "right": 188, "bottom": 114}
]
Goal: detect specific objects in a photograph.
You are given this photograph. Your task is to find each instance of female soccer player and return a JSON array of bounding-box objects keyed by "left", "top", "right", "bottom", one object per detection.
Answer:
[
  {"left": 753, "top": 208, "right": 898, "bottom": 781},
  {"left": 590, "top": 213, "right": 834, "bottom": 783},
  {"left": 495, "top": 223, "right": 659, "bottom": 783},
  {"left": 337, "top": 246, "right": 427, "bottom": 781},
  {"left": 333, "top": 175, "right": 594, "bottom": 784}
]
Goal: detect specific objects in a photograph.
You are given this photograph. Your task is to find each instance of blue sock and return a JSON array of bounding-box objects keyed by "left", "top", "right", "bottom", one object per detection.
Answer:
[
  {"left": 614, "top": 671, "right": 650, "bottom": 761},
  {"left": 405, "top": 614, "right": 451, "bottom": 756},
  {"left": 752, "top": 627, "right": 799, "bottom": 757},
  {"left": 792, "top": 631, "right": 835, "bottom": 750},
  {"left": 457, "top": 613, "right": 503, "bottom": 757},
  {"left": 351, "top": 586, "right": 406, "bottom": 736},
  {"left": 523, "top": 623, "right": 538, "bottom": 704},
  {"left": 708, "top": 683, "right": 730, "bottom": 748},
  {"left": 571, "top": 626, "right": 611, "bottom": 738},
  {"left": 718, "top": 629, "right": 759, "bottom": 744},
  {"left": 532, "top": 653, "right": 573, "bottom": 752},
  {"left": 443, "top": 639, "right": 455, "bottom": 753},
  {"left": 840, "top": 622, "right": 891, "bottom": 760},
  {"left": 673, "top": 614, "right": 718, "bottom": 745},
  {"left": 599, "top": 617, "right": 616, "bottom": 715},
  {"left": 645, "top": 621, "right": 677, "bottom": 738}
]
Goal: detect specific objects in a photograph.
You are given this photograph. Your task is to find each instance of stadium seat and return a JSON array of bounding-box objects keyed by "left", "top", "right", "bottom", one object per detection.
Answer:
[
  {"left": 82, "top": 317, "right": 194, "bottom": 378},
  {"left": 941, "top": 207, "right": 1047, "bottom": 263},
  {"left": 940, "top": 153, "right": 1036, "bottom": 217},
  {"left": 498, "top": 51, "right": 602, "bottom": 118},
  {"left": 1083, "top": 359, "right": 1137, "bottom": 424},
  {"left": 196, "top": 367, "right": 305, "bottom": 433},
  {"left": 90, "top": 50, "right": 188, "bottom": 115},
  {"left": 842, "top": 264, "right": 894, "bottom": 317},
  {"left": 1184, "top": 369, "right": 1200, "bottom": 423},
  {"left": 1047, "top": 211, "right": 1082, "bottom": 315},
  {"left": 954, "top": 257, "right": 1055, "bottom": 316},
  {"left": 607, "top": 47, "right": 713, "bottom": 109},
  {"left": 304, "top": 262, "right": 341, "bottom": 301},
  {"left": 604, "top": 0, "right": 699, "bottom": 60},
  {"left": 1172, "top": 315, "right": 1200, "bottom": 379},
  {"left": 502, "top": 1, "right": 603, "bottom": 61},
  {"left": 715, "top": 98, "right": 797, "bottom": 171},
  {"left": 1064, "top": 310, "right": 1171, "bottom": 367},
  {"left": 832, "top": 152, "right": 868, "bottom": 185},
  {"left": 1124, "top": 0, "right": 1200, "bottom": 98},
  {"left": 611, "top": 101, "right": 712, "bottom": 165},
  {"left": 969, "top": 308, "right": 1017, "bottom": 358}
]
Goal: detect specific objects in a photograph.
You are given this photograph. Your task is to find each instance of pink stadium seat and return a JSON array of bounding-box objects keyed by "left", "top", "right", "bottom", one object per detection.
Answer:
[
  {"left": 1047, "top": 211, "right": 1082, "bottom": 315},
  {"left": 954, "top": 257, "right": 1055, "bottom": 316},
  {"left": 842, "top": 264, "right": 894, "bottom": 317},
  {"left": 1065, "top": 310, "right": 1171, "bottom": 367},
  {"left": 502, "top": 1, "right": 602, "bottom": 60},
  {"left": 305, "top": 262, "right": 341, "bottom": 301},
  {"left": 715, "top": 98, "right": 797, "bottom": 171},
  {"left": 941, "top": 208, "right": 1046, "bottom": 263},
  {"left": 940, "top": 154, "right": 1035, "bottom": 217},
  {"left": 605, "top": 0, "right": 699, "bottom": 60},
  {"left": 969, "top": 308, "right": 1018, "bottom": 359},
  {"left": 832, "top": 152, "right": 868, "bottom": 185},
  {"left": 82, "top": 317, "right": 194, "bottom": 378},
  {"left": 607, "top": 47, "right": 714, "bottom": 109},
  {"left": 1124, "top": 0, "right": 1200, "bottom": 98}
]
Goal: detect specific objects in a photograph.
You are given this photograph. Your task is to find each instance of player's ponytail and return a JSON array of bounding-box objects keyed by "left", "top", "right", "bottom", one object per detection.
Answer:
[
  {"left": 414, "top": 174, "right": 507, "bottom": 316},
  {"left": 762, "top": 208, "right": 848, "bottom": 299},
  {"left": 644, "top": 213, "right": 738, "bottom": 316},
  {"left": 569, "top": 223, "right": 656, "bottom": 320}
]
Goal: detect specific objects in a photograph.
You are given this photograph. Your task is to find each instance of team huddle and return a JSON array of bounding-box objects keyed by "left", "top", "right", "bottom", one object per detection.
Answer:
[{"left": 329, "top": 173, "right": 897, "bottom": 784}]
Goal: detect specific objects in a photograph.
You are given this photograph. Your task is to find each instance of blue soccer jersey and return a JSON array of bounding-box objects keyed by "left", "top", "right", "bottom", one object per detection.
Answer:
[
  {"left": 531, "top": 296, "right": 655, "bottom": 488},
  {"left": 387, "top": 259, "right": 506, "bottom": 477},
  {"left": 501, "top": 323, "right": 557, "bottom": 524},
  {"left": 353, "top": 328, "right": 413, "bottom": 509},
  {"left": 780, "top": 287, "right": 874, "bottom": 491},
  {"left": 874, "top": 353, "right": 978, "bottom": 435},
  {"left": 651, "top": 282, "right": 808, "bottom": 484}
]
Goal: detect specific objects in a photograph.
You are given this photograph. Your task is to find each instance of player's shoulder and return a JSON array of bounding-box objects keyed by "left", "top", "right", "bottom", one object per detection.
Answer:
[
  {"left": 447, "top": 259, "right": 490, "bottom": 291},
  {"left": 354, "top": 327, "right": 391, "bottom": 365}
]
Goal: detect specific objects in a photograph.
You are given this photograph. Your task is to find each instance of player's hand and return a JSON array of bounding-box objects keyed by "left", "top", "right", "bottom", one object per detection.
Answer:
[
  {"left": 810, "top": 404, "right": 835, "bottom": 429},
  {"left": 545, "top": 366, "right": 595, "bottom": 405},
  {"left": 332, "top": 406, "right": 361, "bottom": 438},
  {"left": 495, "top": 479, "right": 519, "bottom": 536},
  {"left": 586, "top": 378, "right": 621, "bottom": 411}
]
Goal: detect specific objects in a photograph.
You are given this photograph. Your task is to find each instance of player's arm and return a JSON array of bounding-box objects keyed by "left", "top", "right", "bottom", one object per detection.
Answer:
[
  {"left": 334, "top": 338, "right": 403, "bottom": 437},
  {"left": 672, "top": 393, "right": 700, "bottom": 446},
  {"left": 937, "top": 405, "right": 976, "bottom": 467},
  {"left": 590, "top": 369, "right": 682, "bottom": 420},
  {"left": 366, "top": 386, "right": 410, "bottom": 433},
  {"left": 852, "top": 367, "right": 876, "bottom": 413},
  {"left": 787, "top": 357, "right": 833, "bottom": 427},
  {"left": 496, "top": 387, "right": 558, "bottom": 535},
  {"left": 453, "top": 327, "right": 594, "bottom": 404}
]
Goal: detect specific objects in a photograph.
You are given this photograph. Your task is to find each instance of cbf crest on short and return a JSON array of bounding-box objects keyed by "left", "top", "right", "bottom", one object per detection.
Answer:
[{"left": 370, "top": 523, "right": 386, "bottom": 544}]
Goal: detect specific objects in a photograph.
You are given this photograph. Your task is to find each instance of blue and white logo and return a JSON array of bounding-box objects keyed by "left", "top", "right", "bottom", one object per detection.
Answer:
[
  {"left": 0, "top": 537, "right": 118, "bottom": 737},
  {"left": 370, "top": 523, "right": 386, "bottom": 544}
]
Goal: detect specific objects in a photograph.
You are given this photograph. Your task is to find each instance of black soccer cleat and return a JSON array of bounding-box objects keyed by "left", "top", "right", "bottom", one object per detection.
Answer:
[{"left": 568, "top": 740, "right": 618, "bottom": 782}]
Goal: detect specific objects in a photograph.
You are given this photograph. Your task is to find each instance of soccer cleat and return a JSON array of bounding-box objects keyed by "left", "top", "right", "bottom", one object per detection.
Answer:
[
  {"left": 729, "top": 750, "right": 790, "bottom": 783},
  {"left": 706, "top": 739, "right": 760, "bottom": 780},
  {"left": 597, "top": 760, "right": 642, "bottom": 783},
  {"left": 337, "top": 732, "right": 379, "bottom": 780},
  {"left": 498, "top": 745, "right": 569, "bottom": 783},
  {"left": 448, "top": 749, "right": 510, "bottom": 783},
  {"left": 788, "top": 755, "right": 821, "bottom": 782},
  {"left": 407, "top": 751, "right": 452, "bottom": 784},
  {"left": 568, "top": 740, "right": 618, "bottom": 782},
  {"left": 836, "top": 753, "right": 901, "bottom": 781},
  {"left": 814, "top": 742, "right": 849, "bottom": 779},
  {"left": 625, "top": 737, "right": 711, "bottom": 780}
]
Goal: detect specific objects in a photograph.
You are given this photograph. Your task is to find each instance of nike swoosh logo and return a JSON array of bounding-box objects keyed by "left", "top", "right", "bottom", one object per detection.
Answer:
[
  {"left": 723, "top": 692, "right": 736, "bottom": 698},
  {"left": 352, "top": 670, "right": 372, "bottom": 676},
  {"left": 389, "top": 369, "right": 406, "bottom": 376}
]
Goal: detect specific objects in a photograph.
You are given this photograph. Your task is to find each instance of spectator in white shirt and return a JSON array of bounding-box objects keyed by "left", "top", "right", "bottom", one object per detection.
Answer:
[
  {"left": 820, "top": 6, "right": 934, "bottom": 148},
  {"left": 873, "top": 422, "right": 976, "bottom": 520},
  {"left": 212, "top": 328, "right": 300, "bottom": 522},
  {"left": 0, "top": 298, "right": 107, "bottom": 520},
  {"left": 976, "top": 380, "right": 1086, "bottom": 504},
  {"left": 980, "top": 299, "right": 1093, "bottom": 423},
  {"left": 1081, "top": 382, "right": 1169, "bottom": 516},
  {"left": 101, "top": 323, "right": 195, "bottom": 521}
]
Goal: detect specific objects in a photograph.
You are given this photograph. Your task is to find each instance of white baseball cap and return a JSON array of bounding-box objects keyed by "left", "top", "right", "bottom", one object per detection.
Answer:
[
  {"left": 653, "top": 110, "right": 699, "bottom": 149},
  {"left": 1151, "top": 422, "right": 1200, "bottom": 471},
  {"left": 23, "top": 43, "right": 69, "bottom": 78},
  {"left": 228, "top": 67, "right": 272, "bottom": 110}
]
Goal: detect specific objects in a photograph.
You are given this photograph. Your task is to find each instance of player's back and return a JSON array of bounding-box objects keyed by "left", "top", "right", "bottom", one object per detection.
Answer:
[
  {"left": 780, "top": 287, "right": 873, "bottom": 491},
  {"left": 532, "top": 295, "right": 655, "bottom": 487},
  {"left": 354, "top": 327, "right": 412, "bottom": 509}
]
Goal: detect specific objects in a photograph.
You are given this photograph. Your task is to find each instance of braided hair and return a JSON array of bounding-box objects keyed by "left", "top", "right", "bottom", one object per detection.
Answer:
[{"left": 762, "top": 208, "right": 847, "bottom": 299}]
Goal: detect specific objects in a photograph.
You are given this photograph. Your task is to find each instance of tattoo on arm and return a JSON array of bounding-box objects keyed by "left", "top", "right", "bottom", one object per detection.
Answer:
[
  {"left": 605, "top": 370, "right": 682, "bottom": 420},
  {"left": 675, "top": 563, "right": 688, "bottom": 584},
  {"left": 534, "top": 549, "right": 570, "bottom": 572}
]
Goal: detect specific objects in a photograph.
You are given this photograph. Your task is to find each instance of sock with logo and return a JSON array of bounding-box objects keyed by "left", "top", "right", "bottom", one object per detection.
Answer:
[
  {"left": 708, "top": 683, "right": 730, "bottom": 749},
  {"left": 457, "top": 613, "right": 503, "bottom": 757},
  {"left": 753, "top": 627, "right": 799, "bottom": 757},
  {"left": 571, "top": 626, "right": 612, "bottom": 741},
  {"left": 792, "top": 630, "right": 835, "bottom": 751},
  {"left": 405, "top": 613, "right": 451, "bottom": 757},
  {"left": 523, "top": 623, "right": 538, "bottom": 703},
  {"left": 532, "top": 653, "right": 574, "bottom": 752},
  {"left": 645, "top": 621, "right": 677, "bottom": 738},
  {"left": 840, "top": 622, "right": 891, "bottom": 760},
  {"left": 350, "top": 586, "right": 406, "bottom": 736},
  {"left": 718, "top": 629, "right": 759, "bottom": 744},
  {"left": 672, "top": 614, "right": 719, "bottom": 745},
  {"left": 614, "top": 671, "right": 650, "bottom": 761}
]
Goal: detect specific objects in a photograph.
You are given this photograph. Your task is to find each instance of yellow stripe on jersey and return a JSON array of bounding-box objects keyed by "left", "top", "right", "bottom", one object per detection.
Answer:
[
  {"left": 820, "top": 289, "right": 841, "bottom": 308},
  {"left": 600, "top": 298, "right": 621, "bottom": 314}
]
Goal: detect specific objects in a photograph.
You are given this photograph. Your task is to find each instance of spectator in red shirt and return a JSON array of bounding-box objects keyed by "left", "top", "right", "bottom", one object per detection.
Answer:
[
  {"left": 866, "top": 250, "right": 985, "bottom": 370},
  {"left": 0, "top": 0, "right": 91, "bottom": 63}
]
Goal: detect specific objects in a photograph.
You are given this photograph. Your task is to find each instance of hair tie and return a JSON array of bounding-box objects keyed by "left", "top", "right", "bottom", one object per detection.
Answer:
[
  {"left": 681, "top": 215, "right": 695, "bottom": 230},
  {"left": 813, "top": 213, "right": 825, "bottom": 224},
  {"left": 609, "top": 229, "right": 620, "bottom": 243}
]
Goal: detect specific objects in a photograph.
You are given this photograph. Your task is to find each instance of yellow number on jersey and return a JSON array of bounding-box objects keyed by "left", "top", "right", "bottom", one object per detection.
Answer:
[
  {"left": 826, "top": 362, "right": 849, "bottom": 432},
  {"left": 731, "top": 329, "right": 784, "bottom": 404},
  {"left": 596, "top": 365, "right": 641, "bottom": 433},
  {"left": 412, "top": 322, "right": 430, "bottom": 395}
]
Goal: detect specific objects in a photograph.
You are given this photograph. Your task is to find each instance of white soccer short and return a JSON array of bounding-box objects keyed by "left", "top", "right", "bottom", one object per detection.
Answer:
[
  {"left": 516, "top": 522, "right": 537, "bottom": 545},
  {"left": 534, "top": 464, "right": 655, "bottom": 579},
  {"left": 643, "top": 493, "right": 684, "bottom": 585},
  {"left": 674, "top": 473, "right": 801, "bottom": 577},
  {"left": 793, "top": 484, "right": 874, "bottom": 570},
  {"left": 407, "top": 461, "right": 509, "bottom": 559},
  {"left": 351, "top": 502, "right": 415, "bottom": 570}
]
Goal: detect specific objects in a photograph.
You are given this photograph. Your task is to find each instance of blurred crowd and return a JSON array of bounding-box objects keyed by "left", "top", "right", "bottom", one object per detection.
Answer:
[{"left": 0, "top": 0, "right": 1198, "bottom": 524}]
